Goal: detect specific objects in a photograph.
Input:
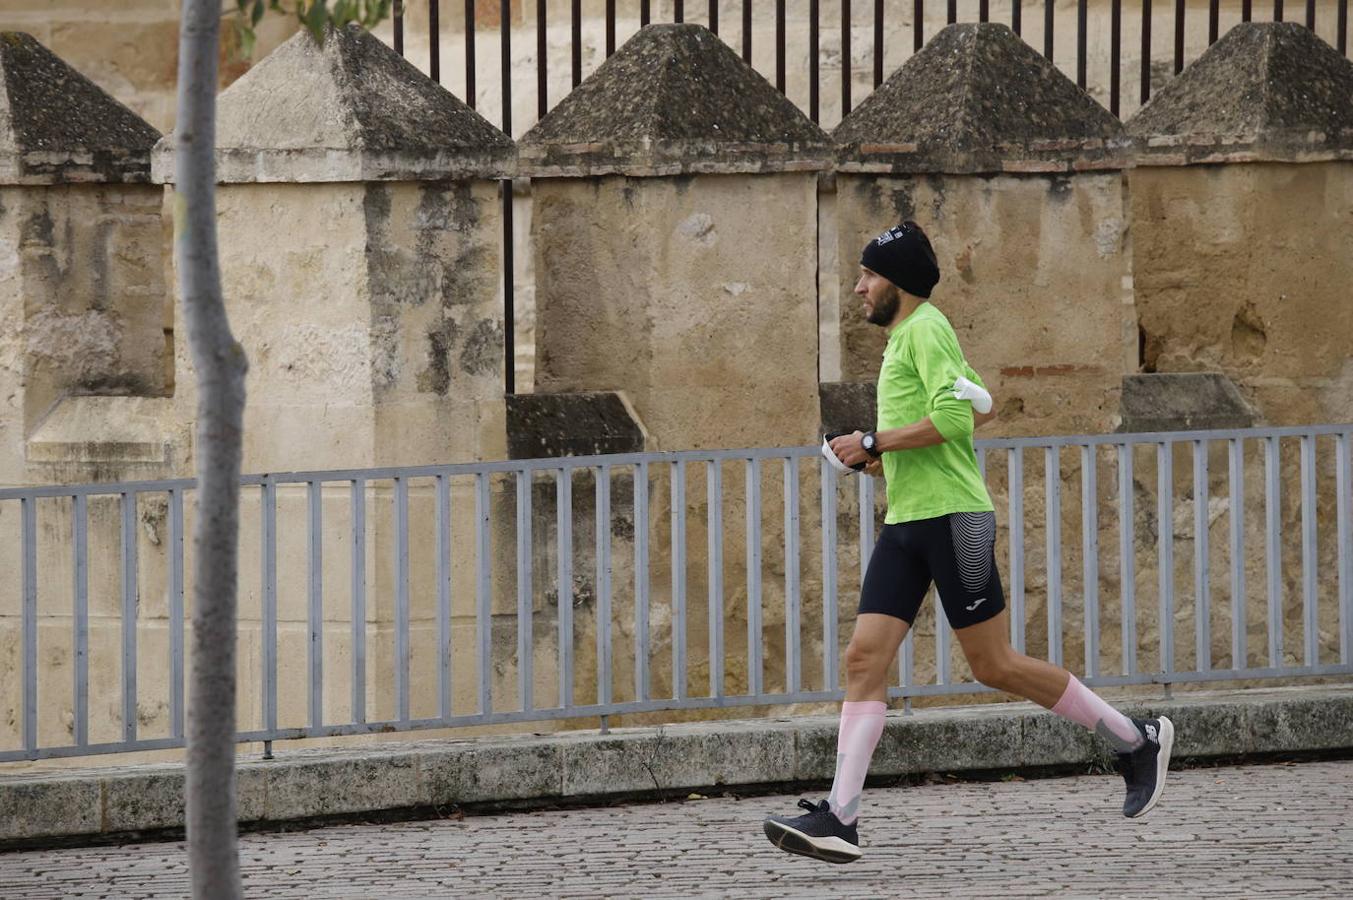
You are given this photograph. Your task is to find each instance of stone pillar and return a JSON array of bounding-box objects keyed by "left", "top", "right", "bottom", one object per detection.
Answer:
[
  {"left": 0, "top": 32, "right": 172, "bottom": 488},
  {"left": 1127, "top": 22, "right": 1353, "bottom": 427},
  {"left": 519, "top": 24, "right": 831, "bottom": 710},
  {"left": 0, "top": 32, "right": 173, "bottom": 752},
  {"left": 833, "top": 23, "right": 1132, "bottom": 439},
  {"left": 153, "top": 25, "right": 515, "bottom": 733}
]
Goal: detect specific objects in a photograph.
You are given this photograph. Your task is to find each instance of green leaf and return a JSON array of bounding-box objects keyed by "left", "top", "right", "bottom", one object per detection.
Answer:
[
  {"left": 237, "top": 0, "right": 250, "bottom": 12},
  {"left": 250, "top": 0, "right": 265, "bottom": 27},
  {"left": 232, "top": 17, "right": 257, "bottom": 62},
  {"left": 304, "top": 0, "right": 329, "bottom": 44}
]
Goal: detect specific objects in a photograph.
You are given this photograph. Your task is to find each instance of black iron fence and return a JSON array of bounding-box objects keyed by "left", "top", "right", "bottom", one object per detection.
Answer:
[{"left": 381, "top": 0, "right": 1351, "bottom": 393}]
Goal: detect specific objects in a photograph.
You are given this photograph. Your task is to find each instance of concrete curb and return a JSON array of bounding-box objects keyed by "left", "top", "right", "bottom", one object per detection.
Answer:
[{"left": 2, "top": 684, "right": 1351, "bottom": 845}]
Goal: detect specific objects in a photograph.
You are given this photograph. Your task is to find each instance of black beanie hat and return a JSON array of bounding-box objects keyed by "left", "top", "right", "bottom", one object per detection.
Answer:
[{"left": 860, "top": 221, "right": 940, "bottom": 299}]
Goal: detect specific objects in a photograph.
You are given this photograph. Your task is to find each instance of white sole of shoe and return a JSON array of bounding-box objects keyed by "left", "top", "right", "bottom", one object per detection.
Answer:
[
  {"left": 762, "top": 819, "right": 863, "bottom": 864},
  {"left": 1129, "top": 715, "right": 1174, "bottom": 818}
]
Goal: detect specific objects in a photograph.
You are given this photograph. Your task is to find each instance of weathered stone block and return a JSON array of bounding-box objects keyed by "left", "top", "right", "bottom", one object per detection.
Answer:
[
  {"left": 261, "top": 753, "right": 419, "bottom": 820},
  {"left": 1119, "top": 373, "right": 1257, "bottom": 433},
  {"left": 418, "top": 738, "right": 563, "bottom": 805},
  {"left": 0, "top": 775, "right": 101, "bottom": 839},
  {"left": 507, "top": 392, "right": 647, "bottom": 460}
]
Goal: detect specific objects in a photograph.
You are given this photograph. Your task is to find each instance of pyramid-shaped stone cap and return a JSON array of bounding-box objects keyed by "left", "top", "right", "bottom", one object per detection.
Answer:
[
  {"left": 153, "top": 25, "right": 513, "bottom": 184},
  {"left": 519, "top": 24, "right": 831, "bottom": 177},
  {"left": 1128, "top": 23, "right": 1353, "bottom": 165},
  {"left": 0, "top": 32, "right": 160, "bottom": 185},
  {"left": 834, "top": 23, "right": 1126, "bottom": 175}
]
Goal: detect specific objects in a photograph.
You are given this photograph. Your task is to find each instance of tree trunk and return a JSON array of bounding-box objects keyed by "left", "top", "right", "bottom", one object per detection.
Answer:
[{"left": 177, "top": 2, "right": 247, "bottom": 898}]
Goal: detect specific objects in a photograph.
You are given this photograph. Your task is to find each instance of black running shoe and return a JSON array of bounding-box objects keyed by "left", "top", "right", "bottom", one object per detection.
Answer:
[
  {"left": 763, "top": 799, "right": 862, "bottom": 863},
  {"left": 1116, "top": 715, "right": 1174, "bottom": 818}
]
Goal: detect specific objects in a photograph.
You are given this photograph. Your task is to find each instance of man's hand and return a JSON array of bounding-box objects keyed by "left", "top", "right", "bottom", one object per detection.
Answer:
[
  {"left": 863, "top": 457, "right": 883, "bottom": 477},
  {"left": 829, "top": 430, "right": 872, "bottom": 468}
]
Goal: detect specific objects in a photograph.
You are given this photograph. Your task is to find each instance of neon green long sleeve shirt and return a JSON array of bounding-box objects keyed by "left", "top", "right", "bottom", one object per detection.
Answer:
[{"left": 877, "top": 302, "right": 994, "bottom": 524}]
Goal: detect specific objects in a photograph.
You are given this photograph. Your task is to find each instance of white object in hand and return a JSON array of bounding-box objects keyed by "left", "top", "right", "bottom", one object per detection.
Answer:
[
  {"left": 953, "top": 375, "right": 993, "bottom": 414},
  {"left": 821, "top": 436, "right": 857, "bottom": 474}
]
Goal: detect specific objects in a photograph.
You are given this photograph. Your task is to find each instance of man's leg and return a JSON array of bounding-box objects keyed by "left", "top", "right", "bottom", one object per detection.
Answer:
[
  {"left": 826, "top": 613, "right": 910, "bottom": 823},
  {"left": 764, "top": 525, "right": 928, "bottom": 862},
  {"left": 952, "top": 610, "right": 1174, "bottom": 817},
  {"left": 927, "top": 512, "right": 1174, "bottom": 818}
]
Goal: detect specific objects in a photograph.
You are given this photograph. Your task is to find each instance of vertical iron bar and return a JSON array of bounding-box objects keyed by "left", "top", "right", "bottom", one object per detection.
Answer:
[
  {"left": 1110, "top": 0, "right": 1121, "bottom": 115},
  {"left": 746, "top": 459, "right": 764, "bottom": 696},
  {"left": 859, "top": 473, "right": 875, "bottom": 589},
  {"left": 1209, "top": 0, "right": 1219, "bottom": 43},
  {"left": 1009, "top": 449, "right": 1026, "bottom": 653},
  {"left": 537, "top": 0, "right": 547, "bottom": 118},
  {"left": 73, "top": 494, "right": 89, "bottom": 746},
  {"left": 779, "top": 0, "right": 790, "bottom": 91},
  {"left": 1228, "top": 440, "right": 1245, "bottom": 670},
  {"left": 476, "top": 473, "right": 493, "bottom": 715},
  {"left": 1118, "top": 444, "right": 1137, "bottom": 675},
  {"left": 1274, "top": 0, "right": 1284, "bottom": 22},
  {"left": 743, "top": 0, "right": 753, "bottom": 62},
  {"left": 395, "top": 477, "right": 410, "bottom": 724},
  {"left": 821, "top": 460, "right": 839, "bottom": 692},
  {"left": 596, "top": 466, "right": 613, "bottom": 706},
  {"left": 635, "top": 463, "right": 651, "bottom": 701},
  {"left": 1337, "top": 433, "right": 1352, "bottom": 665},
  {"left": 1174, "top": 0, "right": 1185, "bottom": 74},
  {"left": 785, "top": 458, "right": 802, "bottom": 694},
  {"left": 1308, "top": 2, "right": 1317, "bottom": 41},
  {"left": 708, "top": 461, "right": 724, "bottom": 698},
  {"left": 1242, "top": 0, "right": 1252, "bottom": 21},
  {"left": 571, "top": 0, "right": 582, "bottom": 87},
  {"left": 558, "top": 468, "right": 574, "bottom": 709},
  {"left": 430, "top": 0, "right": 441, "bottom": 83},
  {"left": 1339, "top": 0, "right": 1347, "bottom": 53},
  {"left": 502, "top": 0, "right": 514, "bottom": 396},
  {"left": 436, "top": 475, "right": 451, "bottom": 721},
  {"left": 641, "top": 0, "right": 651, "bottom": 27},
  {"left": 709, "top": 0, "right": 718, "bottom": 33},
  {"left": 1013, "top": 0, "right": 1023, "bottom": 35},
  {"left": 1265, "top": 436, "right": 1282, "bottom": 667},
  {"left": 516, "top": 471, "right": 534, "bottom": 711},
  {"left": 874, "top": 0, "right": 884, "bottom": 86},
  {"left": 841, "top": 0, "right": 851, "bottom": 118},
  {"left": 1044, "top": 0, "right": 1054, "bottom": 59},
  {"left": 1301, "top": 435, "right": 1317, "bottom": 666},
  {"left": 981, "top": 0, "right": 990, "bottom": 21},
  {"left": 672, "top": 461, "right": 688, "bottom": 699},
  {"left": 262, "top": 480, "right": 278, "bottom": 734},
  {"left": 308, "top": 480, "right": 324, "bottom": 731},
  {"left": 606, "top": 0, "right": 616, "bottom": 56},
  {"left": 21, "top": 496, "right": 37, "bottom": 753},
  {"left": 351, "top": 479, "right": 367, "bottom": 724},
  {"left": 169, "top": 489, "right": 185, "bottom": 740},
  {"left": 1082, "top": 446, "right": 1100, "bottom": 678},
  {"left": 121, "top": 492, "right": 137, "bottom": 744},
  {"left": 1078, "top": 0, "right": 1088, "bottom": 87},
  {"left": 901, "top": 629, "right": 914, "bottom": 695},
  {"left": 1194, "top": 441, "right": 1210, "bottom": 672},
  {"left": 465, "top": 1, "right": 476, "bottom": 106},
  {"left": 809, "top": 0, "right": 820, "bottom": 123},
  {"left": 394, "top": 0, "right": 405, "bottom": 55},
  {"left": 1157, "top": 443, "right": 1174, "bottom": 678},
  {"left": 1046, "top": 447, "right": 1062, "bottom": 667},
  {"left": 948, "top": 0, "right": 958, "bottom": 24},
  {"left": 675, "top": 0, "right": 684, "bottom": 21},
  {"left": 1141, "top": 0, "right": 1152, "bottom": 105}
]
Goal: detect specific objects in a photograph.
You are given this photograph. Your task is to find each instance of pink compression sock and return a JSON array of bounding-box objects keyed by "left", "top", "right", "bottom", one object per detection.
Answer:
[
  {"left": 1051, "top": 676, "right": 1143, "bottom": 752},
  {"left": 826, "top": 700, "right": 887, "bottom": 825}
]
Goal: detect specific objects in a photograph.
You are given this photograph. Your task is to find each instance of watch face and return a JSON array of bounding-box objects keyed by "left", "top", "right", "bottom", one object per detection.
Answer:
[{"left": 863, "top": 434, "right": 875, "bottom": 451}]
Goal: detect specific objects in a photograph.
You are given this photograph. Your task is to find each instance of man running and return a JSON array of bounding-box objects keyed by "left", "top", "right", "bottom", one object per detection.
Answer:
[{"left": 762, "top": 221, "right": 1173, "bottom": 864}]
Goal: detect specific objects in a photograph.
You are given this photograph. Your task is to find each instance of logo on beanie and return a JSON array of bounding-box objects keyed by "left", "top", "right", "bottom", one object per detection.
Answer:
[{"left": 874, "top": 226, "right": 905, "bottom": 245}]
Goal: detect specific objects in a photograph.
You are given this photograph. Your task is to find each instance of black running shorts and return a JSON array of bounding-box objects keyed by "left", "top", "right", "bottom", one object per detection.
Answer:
[{"left": 857, "top": 511, "right": 1006, "bottom": 630}]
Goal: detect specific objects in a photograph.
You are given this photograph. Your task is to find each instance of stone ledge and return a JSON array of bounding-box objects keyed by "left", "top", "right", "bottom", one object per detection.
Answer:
[{"left": 1, "top": 684, "right": 1350, "bottom": 846}]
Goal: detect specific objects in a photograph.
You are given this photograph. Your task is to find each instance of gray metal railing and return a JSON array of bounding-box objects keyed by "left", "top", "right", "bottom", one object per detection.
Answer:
[{"left": 1, "top": 423, "right": 1351, "bottom": 762}]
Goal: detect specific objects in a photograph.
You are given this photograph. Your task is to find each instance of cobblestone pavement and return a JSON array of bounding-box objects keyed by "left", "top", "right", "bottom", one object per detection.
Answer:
[{"left": 2, "top": 759, "right": 1351, "bottom": 899}]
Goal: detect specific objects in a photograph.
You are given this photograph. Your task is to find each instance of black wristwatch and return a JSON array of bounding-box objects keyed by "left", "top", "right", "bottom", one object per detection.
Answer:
[{"left": 861, "top": 431, "right": 882, "bottom": 458}]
